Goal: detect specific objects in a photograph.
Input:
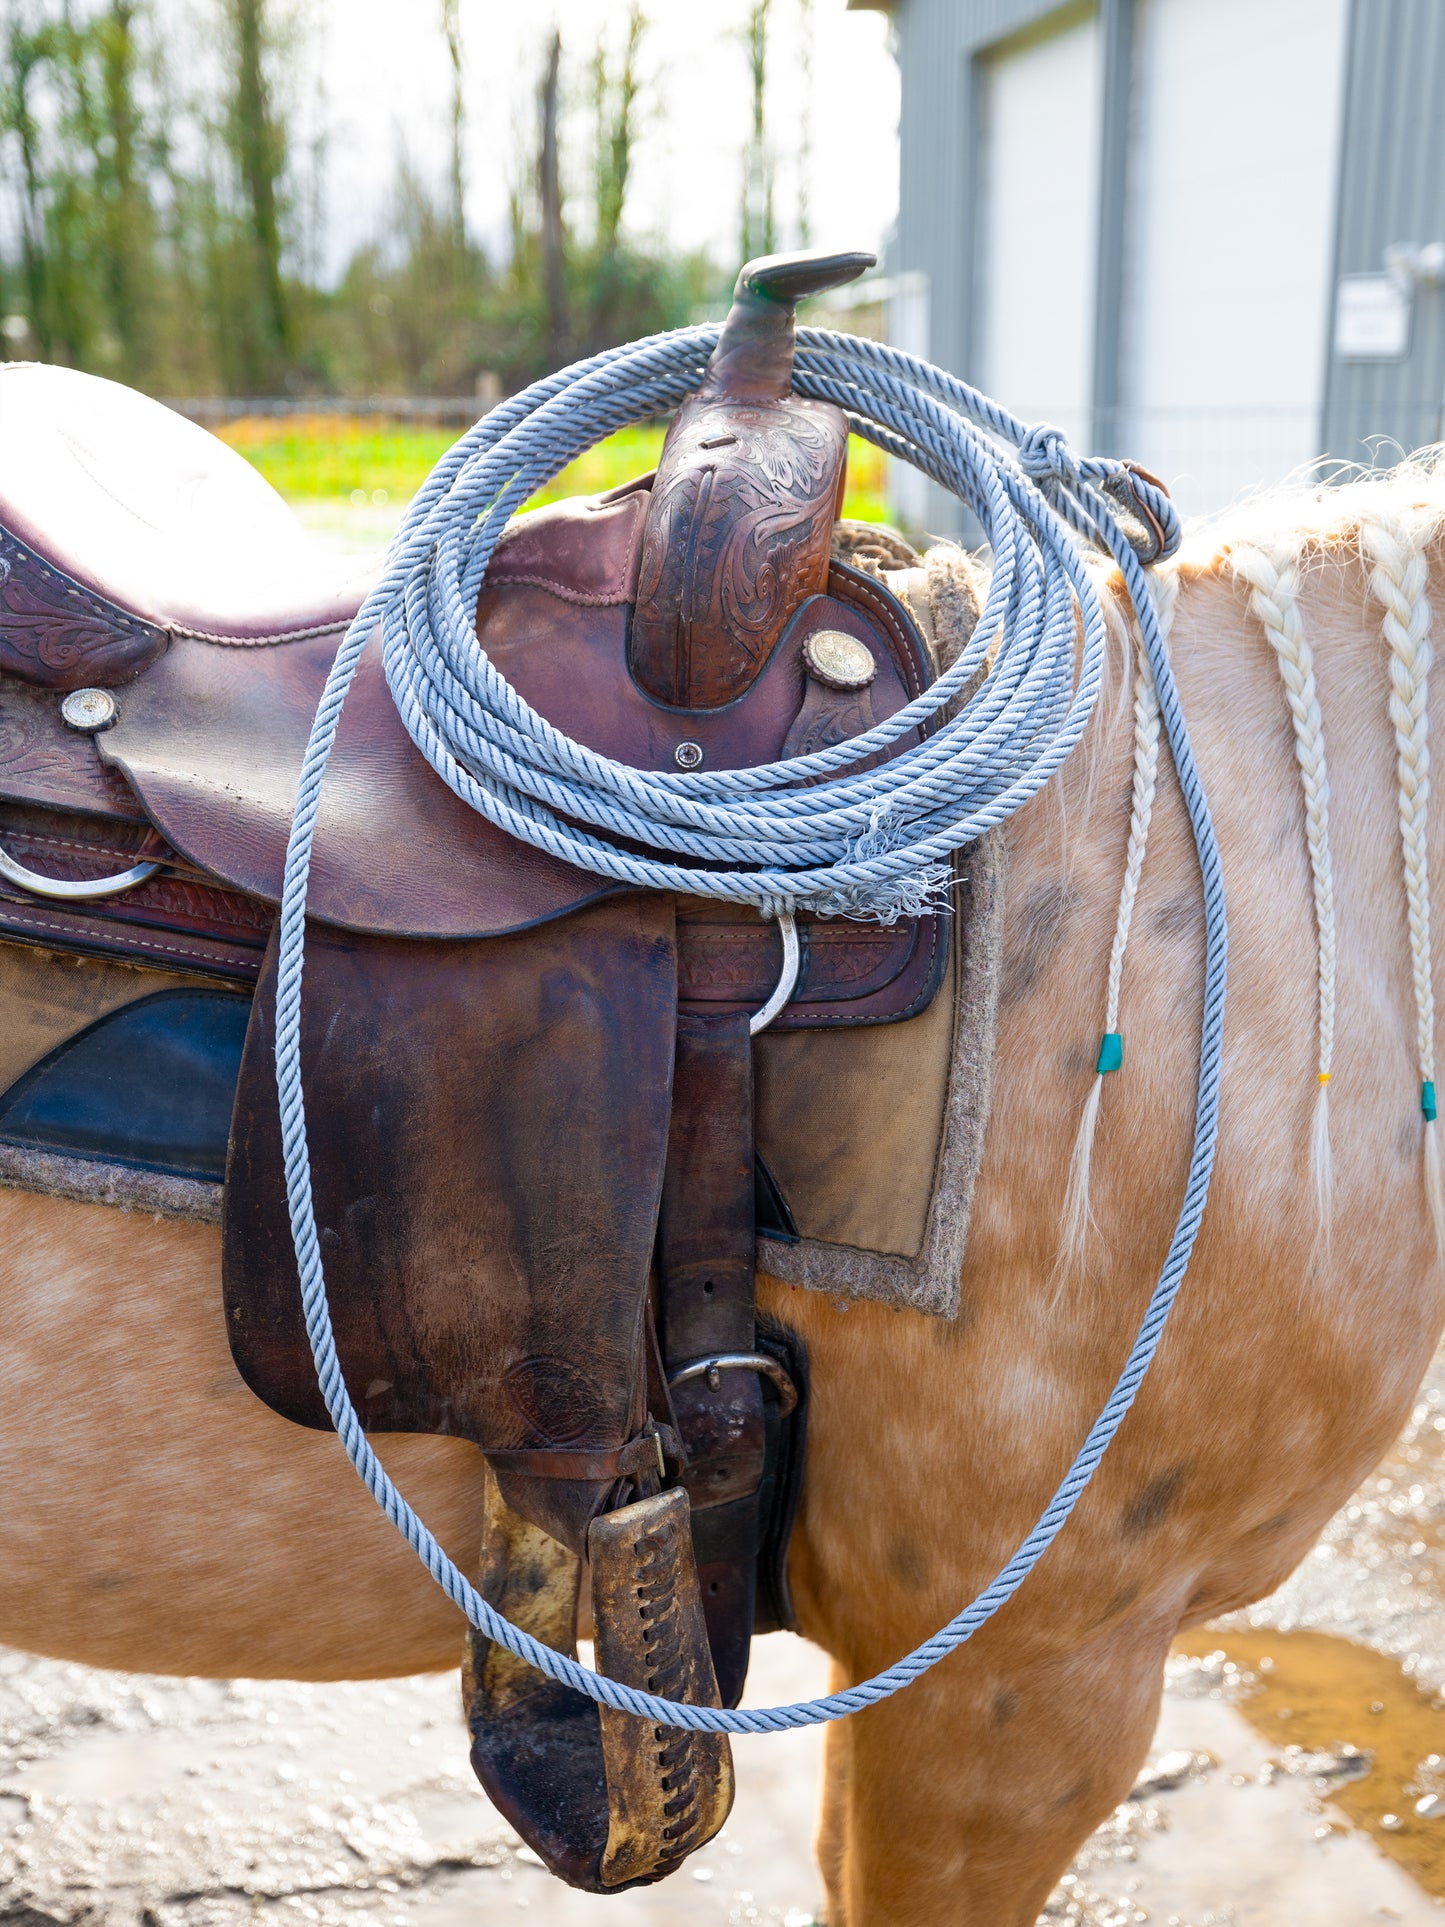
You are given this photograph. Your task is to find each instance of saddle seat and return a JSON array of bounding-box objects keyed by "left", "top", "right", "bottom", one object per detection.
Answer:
[{"left": 0, "top": 363, "right": 373, "bottom": 662}]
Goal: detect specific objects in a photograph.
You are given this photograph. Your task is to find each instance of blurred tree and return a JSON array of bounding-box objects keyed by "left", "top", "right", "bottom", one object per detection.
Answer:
[
  {"left": 537, "top": 27, "right": 566, "bottom": 366},
  {"left": 741, "top": 0, "right": 774, "bottom": 264},
  {"left": 95, "top": 3, "right": 150, "bottom": 366},
  {"left": 796, "top": 0, "right": 812, "bottom": 248},
  {"left": 585, "top": 2, "right": 645, "bottom": 352},
  {"left": 440, "top": 0, "right": 464, "bottom": 265},
  {"left": 1, "top": 7, "right": 55, "bottom": 358},
  {"left": 0, "top": 0, "right": 723, "bottom": 400},
  {"left": 0, "top": 0, "right": 163, "bottom": 378},
  {"left": 324, "top": 155, "right": 495, "bottom": 396},
  {"left": 222, "top": 0, "right": 291, "bottom": 386},
  {"left": 592, "top": 3, "right": 642, "bottom": 258}
]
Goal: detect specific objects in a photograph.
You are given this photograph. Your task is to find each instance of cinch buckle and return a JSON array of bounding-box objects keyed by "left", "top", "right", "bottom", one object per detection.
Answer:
[{"left": 667, "top": 1351, "right": 798, "bottom": 1419}]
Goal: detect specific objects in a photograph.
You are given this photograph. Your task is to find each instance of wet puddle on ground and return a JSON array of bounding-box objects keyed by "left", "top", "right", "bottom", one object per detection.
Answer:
[
  {"left": 1167, "top": 1363, "right": 1445, "bottom": 1903},
  {"left": 1174, "top": 1627, "right": 1445, "bottom": 1896}
]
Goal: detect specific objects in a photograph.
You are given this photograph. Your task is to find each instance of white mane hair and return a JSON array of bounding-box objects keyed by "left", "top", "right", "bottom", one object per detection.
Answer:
[{"left": 1057, "top": 452, "right": 1445, "bottom": 1270}]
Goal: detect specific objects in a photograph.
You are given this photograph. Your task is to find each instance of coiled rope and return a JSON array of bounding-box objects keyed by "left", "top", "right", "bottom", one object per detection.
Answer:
[{"left": 274, "top": 326, "right": 1228, "bottom": 1733}]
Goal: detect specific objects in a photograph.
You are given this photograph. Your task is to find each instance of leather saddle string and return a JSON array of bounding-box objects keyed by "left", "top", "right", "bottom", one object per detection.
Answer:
[{"left": 271, "top": 330, "right": 1228, "bottom": 1736}]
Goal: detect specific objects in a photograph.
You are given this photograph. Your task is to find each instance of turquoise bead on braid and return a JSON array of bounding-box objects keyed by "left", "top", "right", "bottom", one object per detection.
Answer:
[
  {"left": 1096, "top": 1032, "right": 1123, "bottom": 1075},
  {"left": 1424, "top": 1080, "right": 1437, "bottom": 1122}
]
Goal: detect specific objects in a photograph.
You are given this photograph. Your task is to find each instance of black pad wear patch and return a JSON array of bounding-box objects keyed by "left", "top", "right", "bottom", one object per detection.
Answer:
[{"left": 0, "top": 987, "right": 250, "bottom": 1179}]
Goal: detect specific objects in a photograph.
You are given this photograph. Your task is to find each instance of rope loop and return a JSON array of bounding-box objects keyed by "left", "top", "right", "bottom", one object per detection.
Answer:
[
  {"left": 271, "top": 327, "right": 1225, "bottom": 1735},
  {"left": 1018, "top": 420, "right": 1085, "bottom": 488}
]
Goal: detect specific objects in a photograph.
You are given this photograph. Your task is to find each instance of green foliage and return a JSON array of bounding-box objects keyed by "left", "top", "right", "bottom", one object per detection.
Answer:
[
  {"left": 0, "top": 0, "right": 164, "bottom": 379},
  {"left": 0, "top": 1, "right": 730, "bottom": 399},
  {"left": 216, "top": 415, "right": 670, "bottom": 507},
  {"left": 216, "top": 414, "right": 892, "bottom": 530},
  {"left": 591, "top": 4, "right": 642, "bottom": 262},
  {"left": 219, "top": 0, "right": 292, "bottom": 387}
]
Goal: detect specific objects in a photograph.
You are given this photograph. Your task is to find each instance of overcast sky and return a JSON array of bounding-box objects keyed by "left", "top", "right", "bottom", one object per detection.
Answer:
[{"left": 302, "top": 0, "right": 900, "bottom": 282}]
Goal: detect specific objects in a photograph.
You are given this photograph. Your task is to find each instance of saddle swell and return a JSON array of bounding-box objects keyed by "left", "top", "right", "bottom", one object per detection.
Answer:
[{"left": 0, "top": 250, "right": 953, "bottom": 1894}]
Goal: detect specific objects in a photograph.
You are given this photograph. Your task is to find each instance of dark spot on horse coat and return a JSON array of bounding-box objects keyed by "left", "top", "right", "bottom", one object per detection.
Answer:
[
  {"left": 1149, "top": 891, "right": 1203, "bottom": 942},
  {"left": 1253, "top": 1510, "right": 1294, "bottom": 1538},
  {"left": 887, "top": 1537, "right": 929, "bottom": 1591},
  {"left": 1002, "top": 880, "right": 1080, "bottom": 1003},
  {"left": 1089, "top": 1583, "right": 1140, "bottom": 1629},
  {"left": 1122, "top": 1463, "right": 1191, "bottom": 1538},
  {"left": 1063, "top": 1038, "right": 1099, "bottom": 1079},
  {"left": 992, "top": 1688, "right": 1019, "bottom": 1727},
  {"left": 1053, "top": 1780, "right": 1089, "bottom": 1811}
]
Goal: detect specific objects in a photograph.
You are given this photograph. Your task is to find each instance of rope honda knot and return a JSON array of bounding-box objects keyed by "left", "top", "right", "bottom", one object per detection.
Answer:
[{"left": 1018, "top": 421, "right": 1084, "bottom": 488}]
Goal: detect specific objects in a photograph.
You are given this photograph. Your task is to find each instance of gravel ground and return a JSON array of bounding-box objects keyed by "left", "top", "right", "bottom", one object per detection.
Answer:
[{"left": 5, "top": 1357, "right": 1445, "bottom": 1927}]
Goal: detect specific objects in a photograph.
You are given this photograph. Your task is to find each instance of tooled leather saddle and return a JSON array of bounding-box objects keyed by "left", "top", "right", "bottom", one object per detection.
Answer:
[{"left": 0, "top": 251, "right": 950, "bottom": 1890}]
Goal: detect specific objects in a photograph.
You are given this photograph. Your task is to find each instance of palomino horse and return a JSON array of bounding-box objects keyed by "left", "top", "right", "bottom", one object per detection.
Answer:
[{"left": 1, "top": 465, "right": 1442, "bottom": 1924}]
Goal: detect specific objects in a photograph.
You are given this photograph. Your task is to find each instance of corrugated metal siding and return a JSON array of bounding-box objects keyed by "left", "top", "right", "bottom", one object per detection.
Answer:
[{"left": 1322, "top": 0, "right": 1445, "bottom": 462}]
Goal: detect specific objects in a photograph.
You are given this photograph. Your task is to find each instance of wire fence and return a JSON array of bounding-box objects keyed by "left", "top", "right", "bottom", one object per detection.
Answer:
[{"left": 166, "top": 396, "right": 491, "bottom": 429}]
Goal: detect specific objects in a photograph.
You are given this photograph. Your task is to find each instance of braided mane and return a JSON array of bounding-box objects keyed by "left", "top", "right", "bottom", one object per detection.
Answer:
[{"left": 1060, "top": 456, "right": 1445, "bottom": 1266}]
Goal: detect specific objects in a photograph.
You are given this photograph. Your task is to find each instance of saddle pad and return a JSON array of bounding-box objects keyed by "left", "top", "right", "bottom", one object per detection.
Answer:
[
  {"left": 0, "top": 937, "right": 245, "bottom": 1218},
  {"left": 755, "top": 829, "right": 1004, "bottom": 1320},
  {"left": 748, "top": 533, "right": 1004, "bottom": 1318}
]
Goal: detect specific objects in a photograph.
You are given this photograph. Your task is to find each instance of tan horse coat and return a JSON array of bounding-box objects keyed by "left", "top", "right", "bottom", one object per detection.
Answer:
[{"left": 2, "top": 475, "right": 1443, "bottom": 1922}]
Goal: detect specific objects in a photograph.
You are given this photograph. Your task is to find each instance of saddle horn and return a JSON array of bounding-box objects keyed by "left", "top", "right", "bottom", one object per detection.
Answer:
[{"left": 629, "top": 248, "right": 875, "bottom": 711}]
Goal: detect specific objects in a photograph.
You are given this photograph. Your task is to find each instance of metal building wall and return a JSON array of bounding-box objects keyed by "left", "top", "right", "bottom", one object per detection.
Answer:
[
  {"left": 880, "top": 0, "right": 1445, "bottom": 513},
  {"left": 1321, "top": 0, "right": 1445, "bottom": 463},
  {"left": 887, "top": 0, "right": 1071, "bottom": 530}
]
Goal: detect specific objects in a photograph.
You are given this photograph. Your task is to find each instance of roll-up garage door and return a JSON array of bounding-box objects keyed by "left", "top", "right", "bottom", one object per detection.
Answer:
[
  {"left": 976, "top": 9, "right": 1103, "bottom": 456},
  {"left": 1119, "top": 0, "right": 1348, "bottom": 513}
]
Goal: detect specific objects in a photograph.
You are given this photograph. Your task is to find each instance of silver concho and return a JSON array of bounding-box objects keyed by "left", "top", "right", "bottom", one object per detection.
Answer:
[
  {"left": 59, "top": 687, "right": 119, "bottom": 733},
  {"left": 802, "top": 629, "right": 877, "bottom": 691}
]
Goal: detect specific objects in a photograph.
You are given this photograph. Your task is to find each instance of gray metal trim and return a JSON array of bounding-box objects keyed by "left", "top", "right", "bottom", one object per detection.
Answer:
[{"left": 1090, "top": 0, "right": 1134, "bottom": 452}]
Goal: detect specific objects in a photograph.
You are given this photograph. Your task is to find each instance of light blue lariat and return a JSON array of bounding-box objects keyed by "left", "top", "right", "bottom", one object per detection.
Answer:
[{"left": 272, "top": 327, "right": 1227, "bottom": 1734}]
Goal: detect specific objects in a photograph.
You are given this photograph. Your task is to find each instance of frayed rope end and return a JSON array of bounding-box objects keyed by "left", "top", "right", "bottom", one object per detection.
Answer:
[{"left": 802, "top": 862, "right": 954, "bottom": 926}]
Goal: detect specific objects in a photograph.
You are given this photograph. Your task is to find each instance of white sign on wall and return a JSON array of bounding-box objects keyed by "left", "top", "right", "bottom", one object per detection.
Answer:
[{"left": 1334, "top": 274, "right": 1412, "bottom": 360}]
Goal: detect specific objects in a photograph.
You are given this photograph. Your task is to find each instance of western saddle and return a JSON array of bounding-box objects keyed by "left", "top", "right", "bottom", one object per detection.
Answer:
[{"left": 0, "top": 252, "right": 952, "bottom": 1890}]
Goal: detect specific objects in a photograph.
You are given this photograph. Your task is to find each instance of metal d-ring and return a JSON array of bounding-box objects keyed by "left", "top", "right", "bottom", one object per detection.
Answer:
[
  {"left": 0, "top": 842, "right": 159, "bottom": 901},
  {"left": 749, "top": 910, "right": 800, "bottom": 1036},
  {"left": 667, "top": 1352, "right": 799, "bottom": 1418}
]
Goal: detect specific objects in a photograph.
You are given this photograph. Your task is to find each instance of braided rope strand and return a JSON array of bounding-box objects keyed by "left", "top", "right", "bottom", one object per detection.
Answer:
[
  {"left": 271, "top": 342, "right": 1228, "bottom": 1733},
  {"left": 1057, "top": 567, "right": 1175, "bottom": 1274},
  {"left": 1227, "top": 543, "right": 1337, "bottom": 1241},
  {"left": 1361, "top": 512, "right": 1443, "bottom": 1254}
]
